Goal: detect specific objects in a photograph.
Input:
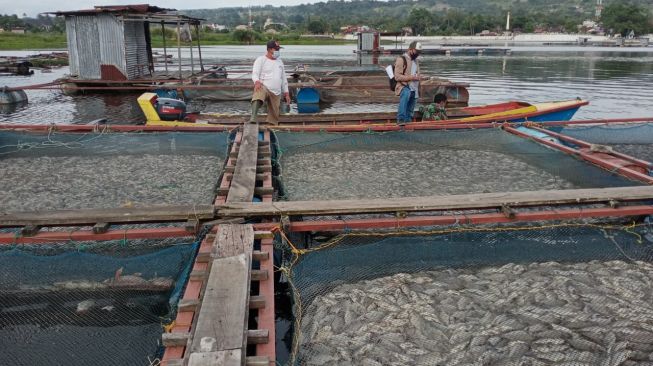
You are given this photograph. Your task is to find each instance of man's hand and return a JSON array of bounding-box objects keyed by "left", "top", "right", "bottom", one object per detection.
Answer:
[
  {"left": 413, "top": 74, "right": 421, "bottom": 81},
  {"left": 254, "top": 80, "right": 262, "bottom": 91},
  {"left": 284, "top": 92, "right": 291, "bottom": 105}
]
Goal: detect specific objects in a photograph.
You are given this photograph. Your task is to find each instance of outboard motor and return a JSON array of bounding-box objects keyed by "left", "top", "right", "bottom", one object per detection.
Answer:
[{"left": 156, "top": 98, "right": 187, "bottom": 121}]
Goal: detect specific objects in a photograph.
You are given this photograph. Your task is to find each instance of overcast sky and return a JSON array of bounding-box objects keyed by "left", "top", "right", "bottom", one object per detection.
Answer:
[{"left": 2, "top": 0, "right": 319, "bottom": 17}]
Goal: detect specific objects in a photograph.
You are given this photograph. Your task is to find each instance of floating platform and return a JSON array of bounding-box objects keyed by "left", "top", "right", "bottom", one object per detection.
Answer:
[{"left": 356, "top": 47, "right": 512, "bottom": 56}]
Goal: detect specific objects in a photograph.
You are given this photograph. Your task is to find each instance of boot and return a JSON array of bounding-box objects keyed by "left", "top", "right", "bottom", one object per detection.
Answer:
[{"left": 249, "top": 100, "right": 263, "bottom": 123}]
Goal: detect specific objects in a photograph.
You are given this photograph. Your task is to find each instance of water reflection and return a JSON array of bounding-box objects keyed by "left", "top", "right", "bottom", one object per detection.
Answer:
[{"left": 0, "top": 46, "right": 652, "bottom": 124}]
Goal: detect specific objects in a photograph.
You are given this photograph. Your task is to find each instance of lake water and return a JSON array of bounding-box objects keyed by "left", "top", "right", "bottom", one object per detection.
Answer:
[{"left": 0, "top": 45, "right": 652, "bottom": 124}]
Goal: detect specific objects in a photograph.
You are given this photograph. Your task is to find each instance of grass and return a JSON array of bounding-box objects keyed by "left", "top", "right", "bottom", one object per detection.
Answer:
[
  {"left": 153, "top": 33, "right": 355, "bottom": 47},
  {"left": 0, "top": 33, "right": 67, "bottom": 50},
  {"left": 0, "top": 31, "right": 355, "bottom": 51}
]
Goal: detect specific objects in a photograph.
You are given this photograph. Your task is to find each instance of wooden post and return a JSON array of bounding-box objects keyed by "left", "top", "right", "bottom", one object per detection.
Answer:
[
  {"left": 177, "top": 19, "right": 182, "bottom": 80},
  {"left": 195, "top": 23, "right": 204, "bottom": 72},
  {"left": 161, "top": 21, "right": 168, "bottom": 74},
  {"left": 189, "top": 23, "right": 195, "bottom": 75}
]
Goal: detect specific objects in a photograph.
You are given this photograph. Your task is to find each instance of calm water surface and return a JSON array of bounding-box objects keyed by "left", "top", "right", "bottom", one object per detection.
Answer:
[{"left": 1, "top": 45, "right": 652, "bottom": 124}]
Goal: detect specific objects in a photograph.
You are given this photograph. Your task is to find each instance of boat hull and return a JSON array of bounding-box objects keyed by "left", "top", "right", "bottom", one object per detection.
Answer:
[{"left": 139, "top": 93, "right": 588, "bottom": 128}]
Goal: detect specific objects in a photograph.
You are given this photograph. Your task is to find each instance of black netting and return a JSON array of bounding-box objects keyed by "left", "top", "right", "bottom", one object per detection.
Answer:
[
  {"left": 280, "top": 222, "right": 653, "bottom": 365},
  {"left": 0, "top": 130, "right": 230, "bottom": 211},
  {"left": 272, "top": 129, "right": 639, "bottom": 201},
  {"left": 0, "top": 235, "right": 198, "bottom": 366}
]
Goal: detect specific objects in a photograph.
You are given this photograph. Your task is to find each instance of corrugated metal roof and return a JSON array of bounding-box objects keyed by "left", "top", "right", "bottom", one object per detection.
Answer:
[{"left": 49, "top": 4, "right": 171, "bottom": 16}]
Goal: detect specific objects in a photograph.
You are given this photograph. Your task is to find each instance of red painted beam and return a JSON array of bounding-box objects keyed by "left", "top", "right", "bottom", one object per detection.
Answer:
[
  {"left": 252, "top": 205, "right": 653, "bottom": 232},
  {"left": 0, "top": 124, "right": 234, "bottom": 133},
  {"left": 529, "top": 125, "right": 653, "bottom": 169},
  {"left": 0, "top": 226, "right": 193, "bottom": 244},
  {"left": 504, "top": 126, "right": 653, "bottom": 185}
]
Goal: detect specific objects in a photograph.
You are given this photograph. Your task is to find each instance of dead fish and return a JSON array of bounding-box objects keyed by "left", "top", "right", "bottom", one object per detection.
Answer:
[{"left": 76, "top": 299, "right": 95, "bottom": 313}]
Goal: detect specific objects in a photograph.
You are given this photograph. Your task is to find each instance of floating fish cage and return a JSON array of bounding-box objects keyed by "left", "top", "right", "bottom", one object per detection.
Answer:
[
  {"left": 2, "top": 119, "right": 653, "bottom": 366},
  {"left": 0, "top": 228, "right": 199, "bottom": 366},
  {"left": 0, "top": 130, "right": 230, "bottom": 211},
  {"left": 272, "top": 129, "right": 639, "bottom": 201},
  {"left": 278, "top": 221, "right": 653, "bottom": 366}
]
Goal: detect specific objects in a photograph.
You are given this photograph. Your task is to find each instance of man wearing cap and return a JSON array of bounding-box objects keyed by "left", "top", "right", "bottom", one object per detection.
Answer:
[
  {"left": 250, "top": 40, "right": 291, "bottom": 124},
  {"left": 394, "top": 41, "right": 422, "bottom": 124}
]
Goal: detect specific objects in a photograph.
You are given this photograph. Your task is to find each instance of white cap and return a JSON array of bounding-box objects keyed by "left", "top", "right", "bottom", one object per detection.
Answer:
[{"left": 409, "top": 41, "right": 423, "bottom": 50}]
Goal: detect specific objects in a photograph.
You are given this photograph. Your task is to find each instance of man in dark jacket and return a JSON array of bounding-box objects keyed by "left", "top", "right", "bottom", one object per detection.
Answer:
[{"left": 394, "top": 41, "right": 422, "bottom": 124}]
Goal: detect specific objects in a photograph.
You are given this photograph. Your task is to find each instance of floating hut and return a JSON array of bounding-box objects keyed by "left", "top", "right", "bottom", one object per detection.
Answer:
[{"left": 49, "top": 4, "right": 205, "bottom": 83}]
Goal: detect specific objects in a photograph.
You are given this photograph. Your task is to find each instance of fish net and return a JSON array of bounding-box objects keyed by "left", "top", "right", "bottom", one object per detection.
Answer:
[
  {"left": 272, "top": 129, "right": 639, "bottom": 201},
  {"left": 278, "top": 219, "right": 653, "bottom": 366},
  {"left": 554, "top": 123, "right": 653, "bottom": 163},
  {"left": 0, "top": 129, "right": 230, "bottom": 211},
  {"left": 0, "top": 228, "right": 199, "bottom": 366}
]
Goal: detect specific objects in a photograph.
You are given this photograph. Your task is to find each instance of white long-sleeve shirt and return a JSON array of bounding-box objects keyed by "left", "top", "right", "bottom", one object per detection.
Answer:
[{"left": 252, "top": 55, "right": 288, "bottom": 96}]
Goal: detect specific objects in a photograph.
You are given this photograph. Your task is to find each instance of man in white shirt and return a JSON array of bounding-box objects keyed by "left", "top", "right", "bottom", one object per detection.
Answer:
[{"left": 249, "top": 40, "right": 291, "bottom": 124}]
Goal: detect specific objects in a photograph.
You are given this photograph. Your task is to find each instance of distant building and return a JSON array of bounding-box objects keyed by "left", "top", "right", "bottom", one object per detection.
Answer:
[
  {"left": 263, "top": 18, "right": 287, "bottom": 31},
  {"left": 235, "top": 25, "right": 249, "bottom": 30},
  {"left": 11, "top": 28, "right": 26, "bottom": 34},
  {"left": 206, "top": 23, "right": 227, "bottom": 31}
]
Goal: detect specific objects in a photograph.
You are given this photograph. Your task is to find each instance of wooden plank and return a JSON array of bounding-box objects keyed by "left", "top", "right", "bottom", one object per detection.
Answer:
[
  {"left": 246, "top": 356, "right": 270, "bottom": 366},
  {"left": 213, "top": 224, "right": 255, "bottom": 259},
  {"left": 254, "top": 231, "right": 274, "bottom": 239},
  {"left": 178, "top": 299, "right": 200, "bottom": 312},
  {"left": 251, "top": 269, "right": 268, "bottom": 281},
  {"left": 249, "top": 295, "right": 266, "bottom": 309},
  {"left": 162, "top": 332, "right": 190, "bottom": 347},
  {"left": 93, "top": 222, "right": 110, "bottom": 234},
  {"left": 0, "top": 204, "right": 215, "bottom": 227},
  {"left": 246, "top": 329, "right": 269, "bottom": 344},
  {"left": 188, "top": 350, "right": 241, "bottom": 366},
  {"left": 189, "top": 224, "right": 254, "bottom": 361},
  {"left": 217, "top": 186, "right": 653, "bottom": 217},
  {"left": 21, "top": 225, "right": 41, "bottom": 236},
  {"left": 190, "top": 254, "right": 251, "bottom": 356},
  {"left": 226, "top": 123, "right": 259, "bottom": 203},
  {"left": 252, "top": 250, "right": 269, "bottom": 261}
]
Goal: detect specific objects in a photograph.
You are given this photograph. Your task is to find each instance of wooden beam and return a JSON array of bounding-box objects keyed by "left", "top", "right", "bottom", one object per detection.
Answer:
[
  {"left": 226, "top": 124, "right": 259, "bottom": 203},
  {"left": 0, "top": 204, "right": 215, "bottom": 227},
  {"left": 217, "top": 186, "right": 653, "bottom": 217}
]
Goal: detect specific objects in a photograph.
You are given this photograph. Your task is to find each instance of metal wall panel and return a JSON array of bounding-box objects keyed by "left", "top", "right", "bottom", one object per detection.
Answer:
[
  {"left": 361, "top": 33, "right": 375, "bottom": 51},
  {"left": 73, "top": 16, "right": 101, "bottom": 79},
  {"left": 97, "top": 14, "right": 127, "bottom": 78},
  {"left": 64, "top": 17, "right": 79, "bottom": 76},
  {"left": 123, "top": 20, "right": 149, "bottom": 79}
]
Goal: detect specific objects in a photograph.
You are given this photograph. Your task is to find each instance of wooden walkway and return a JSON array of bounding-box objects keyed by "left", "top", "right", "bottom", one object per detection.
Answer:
[
  {"left": 217, "top": 186, "right": 653, "bottom": 217},
  {"left": 162, "top": 123, "right": 276, "bottom": 366}
]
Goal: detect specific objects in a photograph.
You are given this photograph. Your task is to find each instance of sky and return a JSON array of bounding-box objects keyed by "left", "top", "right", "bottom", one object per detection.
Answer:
[{"left": 2, "top": 0, "right": 321, "bottom": 17}]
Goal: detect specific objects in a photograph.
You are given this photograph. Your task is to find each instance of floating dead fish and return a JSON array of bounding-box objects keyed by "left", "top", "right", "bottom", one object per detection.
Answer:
[{"left": 297, "top": 260, "right": 653, "bottom": 365}]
